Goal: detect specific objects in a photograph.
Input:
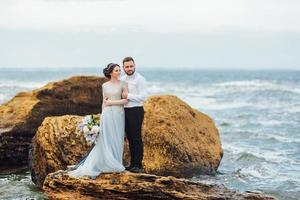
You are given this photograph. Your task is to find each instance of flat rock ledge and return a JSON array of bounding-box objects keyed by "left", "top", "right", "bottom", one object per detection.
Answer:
[{"left": 43, "top": 171, "right": 276, "bottom": 200}]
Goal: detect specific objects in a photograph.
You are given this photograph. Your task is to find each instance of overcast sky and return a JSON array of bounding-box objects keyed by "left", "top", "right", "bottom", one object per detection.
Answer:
[{"left": 0, "top": 0, "right": 299, "bottom": 69}]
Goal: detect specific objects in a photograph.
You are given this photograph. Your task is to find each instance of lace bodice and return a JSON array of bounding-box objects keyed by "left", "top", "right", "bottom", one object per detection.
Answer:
[{"left": 102, "top": 81, "right": 126, "bottom": 100}]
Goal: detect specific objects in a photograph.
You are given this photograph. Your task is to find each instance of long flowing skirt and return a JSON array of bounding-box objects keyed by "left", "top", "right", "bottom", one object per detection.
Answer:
[{"left": 68, "top": 106, "right": 125, "bottom": 178}]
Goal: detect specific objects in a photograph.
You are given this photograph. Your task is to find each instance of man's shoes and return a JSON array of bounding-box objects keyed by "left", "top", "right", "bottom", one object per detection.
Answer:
[
  {"left": 125, "top": 165, "right": 134, "bottom": 171},
  {"left": 129, "top": 166, "right": 144, "bottom": 173}
]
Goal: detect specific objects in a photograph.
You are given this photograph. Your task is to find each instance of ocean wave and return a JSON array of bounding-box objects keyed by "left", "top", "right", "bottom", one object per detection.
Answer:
[
  {"left": 148, "top": 80, "right": 300, "bottom": 112},
  {"left": 199, "top": 101, "right": 252, "bottom": 110},
  {"left": 178, "top": 96, "right": 217, "bottom": 110},
  {"left": 0, "top": 80, "right": 47, "bottom": 89},
  {"left": 0, "top": 172, "right": 46, "bottom": 199},
  {"left": 238, "top": 165, "right": 300, "bottom": 186},
  {"left": 257, "top": 119, "right": 298, "bottom": 127},
  {"left": 180, "top": 96, "right": 287, "bottom": 111},
  {"left": 148, "top": 81, "right": 217, "bottom": 96},
  {"left": 222, "top": 142, "right": 297, "bottom": 165},
  {"left": 152, "top": 79, "right": 300, "bottom": 99},
  {"left": 236, "top": 152, "right": 267, "bottom": 163},
  {"left": 0, "top": 93, "right": 5, "bottom": 101},
  {"left": 222, "top": 143, "right": 247, "bottom": 155},
  {"left": 0, "top": 177, "right": 9, "bottom": 185},
  {"left": 215, "top": 80, "right": 276, "bottom": 88},
  {"left": 266, "top": 135, "right": 300, "bottom": 143},
  {"left": 214, "top": 80, "right": 300, "bottom": 95},
  {"left": 287, "top": 106, "right": 300, "bottom": 113},
  {"left": 148, "top": 84, "right": 167, "bottom": 94},
  {"left": 239, "top": 165, "right": 274, "bottom": 179}
]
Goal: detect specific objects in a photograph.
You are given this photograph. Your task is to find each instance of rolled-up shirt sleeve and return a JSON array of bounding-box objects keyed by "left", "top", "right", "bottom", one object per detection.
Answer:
[{"left": 127, "top": 77, "right": 148, "bottom": 102}]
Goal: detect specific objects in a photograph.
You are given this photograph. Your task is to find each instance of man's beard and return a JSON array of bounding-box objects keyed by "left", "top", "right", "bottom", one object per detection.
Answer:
[{"left": 125, "top": 69, "right": 135, "bottom": 76}]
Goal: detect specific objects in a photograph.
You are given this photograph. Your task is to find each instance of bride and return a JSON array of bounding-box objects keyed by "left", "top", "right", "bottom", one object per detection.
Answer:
[{"left": 68, "top": 63, "right": 128, "bottom": 179}]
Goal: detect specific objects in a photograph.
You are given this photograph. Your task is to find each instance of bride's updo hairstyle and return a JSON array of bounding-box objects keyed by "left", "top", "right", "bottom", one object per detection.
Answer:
[{"left": 103, "top": 63, "right": 120, "bottom": 79}]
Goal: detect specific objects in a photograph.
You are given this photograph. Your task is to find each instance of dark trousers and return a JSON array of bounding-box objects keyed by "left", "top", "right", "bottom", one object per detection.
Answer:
[{"left": 125, "top": 106, "right": 144, "bottom": 168}]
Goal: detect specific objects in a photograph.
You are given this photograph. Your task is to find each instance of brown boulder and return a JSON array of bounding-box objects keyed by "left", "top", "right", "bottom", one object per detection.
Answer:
[
  {"left": 138, "top": 95, "right": 223, "bottom": 176},
  {"left": 0, "top": 76, "right": 107, "bottom": 167},
  {"left": 43, "top": 171, "right": 275, "bottom": 200},
  {"left": 29, "top": 115, "right": 93, "bottom": 187},
  {"left": 30, "top": 95, "right": 223, "bottom": 188}
]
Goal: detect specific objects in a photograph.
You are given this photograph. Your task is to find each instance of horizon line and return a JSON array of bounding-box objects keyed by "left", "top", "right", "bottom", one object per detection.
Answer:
[{"left": 0, "top": 66, "right": 299, "bottom": 71}]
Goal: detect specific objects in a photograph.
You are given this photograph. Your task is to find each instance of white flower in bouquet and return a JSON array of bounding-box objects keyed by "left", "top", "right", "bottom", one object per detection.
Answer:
[
  {"left": 91, "top": 126, "right": 100, "bottom": 134},
  {"left": 83, "top": 126, "right": 90, "bottom": 134},
  {"left": 85, "top": 133, "right": 97, "bottom": 144},
  {"left": 83, "top": 116, "right": 91, "bottom": 124},
  {"left": 78, "top": 114, "right": 100, "bottom": 144}
]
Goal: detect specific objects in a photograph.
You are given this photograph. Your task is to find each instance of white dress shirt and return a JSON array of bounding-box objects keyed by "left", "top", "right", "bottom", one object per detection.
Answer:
[{"left": 121, "top": 72, "right": 148, "bottom": 108}]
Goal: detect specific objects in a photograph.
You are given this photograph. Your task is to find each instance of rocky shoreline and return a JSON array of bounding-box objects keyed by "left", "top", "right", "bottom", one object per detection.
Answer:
[{"left": 0, "top": 76, "right": 276, "bottom": 199}]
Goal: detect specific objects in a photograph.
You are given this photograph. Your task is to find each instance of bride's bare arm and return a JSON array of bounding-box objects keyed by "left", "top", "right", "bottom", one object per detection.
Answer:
[
  {"left": 102, "top": 85, "right": 106, "bottom": 110},
  {"left": 104, "top": 98, "right": 128, "bottom": 106}
]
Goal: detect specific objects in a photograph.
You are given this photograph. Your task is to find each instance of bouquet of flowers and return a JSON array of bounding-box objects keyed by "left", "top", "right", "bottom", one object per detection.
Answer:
[{"left": 78, "top": 114, "right": 100, "bottom": 144}]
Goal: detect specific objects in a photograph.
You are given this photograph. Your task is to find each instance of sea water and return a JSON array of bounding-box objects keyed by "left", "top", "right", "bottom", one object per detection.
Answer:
[{"left": 0, "top": 68, "right": 299, "bottom": 200}]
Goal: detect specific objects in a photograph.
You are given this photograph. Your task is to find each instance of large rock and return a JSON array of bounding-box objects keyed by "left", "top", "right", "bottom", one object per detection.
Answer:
[
  {"left": 43, "top": 171, "right": 275, "bottom": 200},
  {"left": 139, "top": 95, "right": 223, "bottom": 176},
  {"left": 0, "top": 76, "right": 107, "bottom": 167},
  {"left": 30, "top": 95, "right": 223, "bottom": 188},
  {"left": 29, "top": 115, "right": 92, "bottom": 187}
]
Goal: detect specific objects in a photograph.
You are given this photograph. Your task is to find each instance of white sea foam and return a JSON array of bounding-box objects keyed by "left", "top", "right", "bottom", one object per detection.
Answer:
[
  {"left": 148, "top": 80, "right": 300, "bottom": 113},
  {"left": 222, "top": 143, "right": 246, "bottom": 155},
  {"left": 147, "top": 84, "right": 167, "bottom": 94},
  {"left": 242, "top": 169, "right": 266, "bottom": 180},
  {"left": 287, "top": 106, "right": 300, "bottom": 113},
  {"left": 222, "top": 141, "right": 296, "bottom": 165},
  {"left": 241, "top": 164, "right": 300, "bottom": 184},
  {"left": 0, "top": 80, "right": 47, "bottom": 89},
  {"left": 0, "top": 93, "right": 7, "bottom": 104},
  {"left": 178, "top": 96, "right": 217, "bottom": 110},
  {"left": 258, "top": 119, "right": 289, "bottom": 126},
  {"left": 148, "top": 81, "right": 217, "bottom": 96},
  {"left": 214, "top": 80, "right": 300, "bottom": 95},
  {"left": 215, "top": 80, "right": 276, "bottom": 88},
  {"left": 149, "top": 82, "right": 257, "bottom": 110},
  {"left": 0, "top": 93, "right": 5, "bottom": 101},
  {"left": 240, "top": 165, "right": 274, "bottom": 179},
  {"left": 267, "top": 135, "right": 300, "bottom": 143}
]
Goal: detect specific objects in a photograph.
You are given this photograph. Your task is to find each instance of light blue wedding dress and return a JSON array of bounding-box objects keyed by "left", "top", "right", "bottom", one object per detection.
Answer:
[{"left": 68, "top": 81, "right": 126, "bottom": 178}]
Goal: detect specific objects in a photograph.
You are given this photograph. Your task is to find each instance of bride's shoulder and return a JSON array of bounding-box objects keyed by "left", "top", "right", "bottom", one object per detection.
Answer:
[{"left": 102, "top": 81, "right": 109, "bottom": 88}]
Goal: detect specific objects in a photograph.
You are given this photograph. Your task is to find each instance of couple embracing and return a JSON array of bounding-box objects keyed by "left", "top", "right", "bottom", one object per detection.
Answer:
[{"left": 68, "top": 57, "right": 147, "bottom": 179}]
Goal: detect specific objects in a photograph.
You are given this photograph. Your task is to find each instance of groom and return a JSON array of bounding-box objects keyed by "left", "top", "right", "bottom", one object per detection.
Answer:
[{"left": 121, "top": 57, "right": 148, "bottom": 173}]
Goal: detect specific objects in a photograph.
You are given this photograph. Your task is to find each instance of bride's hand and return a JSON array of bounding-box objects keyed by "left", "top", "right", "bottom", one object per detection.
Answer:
[{"left": 103, "top": 98, "right": 112, "bottom": 106}]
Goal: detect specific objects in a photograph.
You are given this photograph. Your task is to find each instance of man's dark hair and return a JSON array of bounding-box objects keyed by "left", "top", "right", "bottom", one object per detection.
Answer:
[{"left": 122, "top": 57, "right": 135, "bottom": 65}]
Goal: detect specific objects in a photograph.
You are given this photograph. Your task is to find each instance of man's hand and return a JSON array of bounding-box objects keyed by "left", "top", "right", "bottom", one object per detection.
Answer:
[
  {"left": 122, "top": 82, "right": 129, "bottom": 99},
  {"left": 122, "top": 90, "right": 128, "bottom": 99}
]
